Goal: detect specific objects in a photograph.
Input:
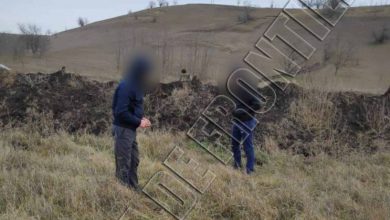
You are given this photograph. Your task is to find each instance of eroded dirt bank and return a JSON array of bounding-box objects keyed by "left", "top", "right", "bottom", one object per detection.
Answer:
[{"left": 0, "top": 71, "right": 388, "bottom": 156}]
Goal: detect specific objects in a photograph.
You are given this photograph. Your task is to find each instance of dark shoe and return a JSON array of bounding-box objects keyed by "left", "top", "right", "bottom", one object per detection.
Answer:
[{"left": 246, "top": 169, "right": 255, "bottom": 175}]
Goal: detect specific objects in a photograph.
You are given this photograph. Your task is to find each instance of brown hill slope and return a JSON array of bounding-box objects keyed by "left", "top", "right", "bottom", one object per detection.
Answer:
[{"left": 3, "top": 4, "right": 390, "bottom": 93}]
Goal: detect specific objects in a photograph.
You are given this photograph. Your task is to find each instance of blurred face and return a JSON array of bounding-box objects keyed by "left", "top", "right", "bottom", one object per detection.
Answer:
[{"left": 129, "top": 56, "right": 158, "bottom": 93}]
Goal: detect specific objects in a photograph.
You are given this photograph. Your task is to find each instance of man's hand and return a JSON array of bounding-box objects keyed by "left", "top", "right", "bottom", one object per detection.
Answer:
[{"left": 140, "top": 118, "right": 151, "bottom": 128}]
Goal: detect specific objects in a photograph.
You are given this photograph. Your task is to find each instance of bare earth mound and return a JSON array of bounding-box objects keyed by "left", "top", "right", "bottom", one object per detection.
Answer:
[{"left": 0, "top": 72, "right": 388, "bottom": 156}]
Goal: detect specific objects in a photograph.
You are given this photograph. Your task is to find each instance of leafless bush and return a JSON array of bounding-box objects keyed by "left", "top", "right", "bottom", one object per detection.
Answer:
[
  {"left": 18, "top": 24, "right": 41, "bottom": 54},
  {"left": 238, "top": 6, "right": 253, "bottom": 23},
  {"left": 323, "top": 36, "right": 358, "bottom": 75},
  {"left": 78, "top": 17, "right": 88, "bottom": 27},
  {"left": 158, "top": 0, "right": 169, "bottom": 7},
  {"left": 372, "top": 26, "right": 389, "bottom": 44},
  {"left": 148, "top": 0, "right": 156, "bottom": 9},
  {"left": 18, "top": 24, "right": 50, "bottom": 57}
]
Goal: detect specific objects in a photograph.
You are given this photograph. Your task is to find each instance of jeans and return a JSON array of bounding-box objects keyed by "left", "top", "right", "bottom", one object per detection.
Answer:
[
  {"left": 113, "top": 125, "right": 139, "bottom": 189},
  {"left": 232, "top": 119, "right": 257, "bottom": 174}
]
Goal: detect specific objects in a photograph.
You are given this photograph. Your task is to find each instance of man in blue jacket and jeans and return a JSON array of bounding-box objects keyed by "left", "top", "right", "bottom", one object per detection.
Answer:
[
  {"left": 112, "top": 56, "right": 152, "bottom": 190},
  {"left": 232, "top": 92, "right": 260, "bottom": 175}
]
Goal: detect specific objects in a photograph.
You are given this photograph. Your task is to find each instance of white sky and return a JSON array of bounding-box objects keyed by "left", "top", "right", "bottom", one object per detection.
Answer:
[{"left": 0, "top": 0, "right": 386, "bottom": 34}]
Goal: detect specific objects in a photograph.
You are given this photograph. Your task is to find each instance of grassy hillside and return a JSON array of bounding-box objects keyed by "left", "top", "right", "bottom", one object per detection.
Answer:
[
  {"left": 0, "top": 126, "right": 389, "bottom": 219},
  {"left": 1, "top": 4, "right": 389, "bottom": 220},
  {"left": 2, "top": 4, "right": 390, "bottom": 93}
]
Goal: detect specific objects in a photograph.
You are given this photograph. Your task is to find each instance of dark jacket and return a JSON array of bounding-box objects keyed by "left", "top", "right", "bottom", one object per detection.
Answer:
[
  {"left": 112, "top": 57, "right": 151, "bottom": 130},
  {"left": 233, "top": 95, "right": 261, "bottom": 122}
]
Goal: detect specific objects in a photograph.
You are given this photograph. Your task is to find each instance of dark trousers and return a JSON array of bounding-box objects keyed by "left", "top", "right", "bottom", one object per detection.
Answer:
[
  {"left": 113, "top": 125, "right": 139, "bottom": 189},
  {"left": 232, "top": 119, "right": 256, "bottom": 174}
]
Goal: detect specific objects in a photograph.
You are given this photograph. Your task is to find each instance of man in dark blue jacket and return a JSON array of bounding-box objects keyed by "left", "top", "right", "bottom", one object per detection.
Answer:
[
  {"left": 232, "top": 98, "right": 260, "bottom": 174},
  {"left": 112, "top": 56, "right": 152, "bottom": 190},
  {"left": 230, "top": 78, "right": 261, "bottom": 174}
]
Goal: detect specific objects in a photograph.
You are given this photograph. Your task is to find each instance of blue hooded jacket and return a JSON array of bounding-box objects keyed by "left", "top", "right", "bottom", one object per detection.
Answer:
[{"left": 112, "top": 57, "right": 151, "bottom": 130}]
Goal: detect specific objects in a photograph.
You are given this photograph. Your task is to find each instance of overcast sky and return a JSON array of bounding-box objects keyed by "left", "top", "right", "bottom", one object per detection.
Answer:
[{"left": 0, "top": 0, "right": 385, "bottom": 34}]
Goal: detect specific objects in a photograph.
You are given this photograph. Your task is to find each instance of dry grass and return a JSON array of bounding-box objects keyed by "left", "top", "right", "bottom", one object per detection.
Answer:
[
  {"left": 170, "top": 86, "right": 195, "bottom": 116},
  {"left": 290, "top": 90, "right": 337, "bottom": 133},
  {"left": 0, "top": 125, "right": 389, "bottom": 220}
]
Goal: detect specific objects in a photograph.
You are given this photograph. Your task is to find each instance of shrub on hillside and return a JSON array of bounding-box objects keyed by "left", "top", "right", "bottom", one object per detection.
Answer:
[
  {"left": 17, "top": 24, "right": 50, "bottom": 57},
  {"left": 238, "top": 6, "right": 253, "bottom": 23},
  {"left": 323, "top": 36, "right": 358, "bottom": 75},
  {"left": 372, "top": 26, "right": 389, "bottom": 44}
]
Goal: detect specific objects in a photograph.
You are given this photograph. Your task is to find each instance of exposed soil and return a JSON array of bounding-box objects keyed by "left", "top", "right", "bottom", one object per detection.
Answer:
[{"left": 0, "top": 71, "right": 388, "bottom": 156}]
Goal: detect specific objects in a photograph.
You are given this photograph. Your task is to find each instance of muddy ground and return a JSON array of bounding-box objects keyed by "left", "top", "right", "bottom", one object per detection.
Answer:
[{"left": 0, "top": 71, "right": 388, "bottom": 156}]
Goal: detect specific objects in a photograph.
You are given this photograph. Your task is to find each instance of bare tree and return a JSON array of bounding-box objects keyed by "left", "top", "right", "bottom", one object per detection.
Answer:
[
  {"left": 158, "top": 0, "right": 163, "bottom": 7},
  {"left": 238, "top": 1, "right": 253, "bottom": 23},
  {"left": 148, "top": 0, "right": 156, "bottom": 9},
  {"left": 18, "top": 24, "right": 41, "bottom": 54},
  {"left": 158, "top": 0, "right": 169, "bottom": 7},
  {"left": 372, "top": 25, "right": 389, "bottom": 44},
  {"left": 18, "top": 23, "right": 50, "bottom": 56},
  {"left": 323, "top": 36, "right": 358, "bottom": 75},
  {"left": 270, "top": 0, "right": 274, "bottom": 8},
  {"left": 78, "top": 17, "right": 88, "bottom": 27}
]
